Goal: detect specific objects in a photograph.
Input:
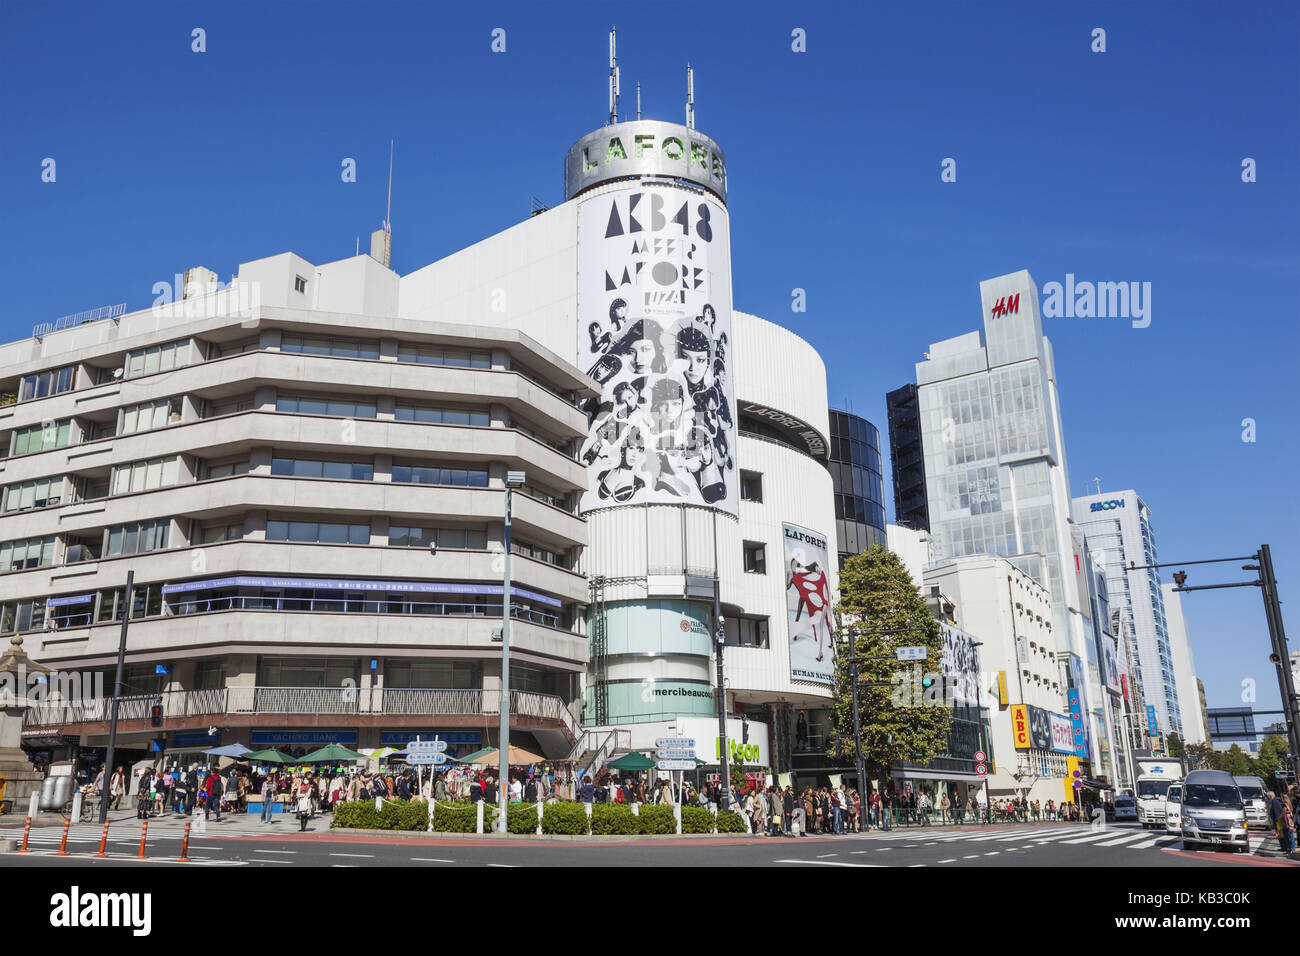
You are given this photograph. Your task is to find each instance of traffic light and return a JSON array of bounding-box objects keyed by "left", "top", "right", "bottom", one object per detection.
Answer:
[{"left": 150, "top": 703, "right": 163, "bottom": 727}]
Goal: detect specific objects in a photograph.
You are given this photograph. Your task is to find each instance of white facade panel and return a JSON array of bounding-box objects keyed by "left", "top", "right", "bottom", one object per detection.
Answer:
[{"left": 733, "top": 310, "right": 830, "bottom": 448}]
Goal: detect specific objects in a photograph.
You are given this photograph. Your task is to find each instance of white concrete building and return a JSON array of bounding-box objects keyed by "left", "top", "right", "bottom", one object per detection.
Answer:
[
  {"left": 921, "top": 555, "right": 1071, "bottom": 804},
  {"left": 1162, "top": 582, "right": 1206, "bottom": 744},
  {"left": 1071, "top": 489, "right": 1183, "bottom": 738}
]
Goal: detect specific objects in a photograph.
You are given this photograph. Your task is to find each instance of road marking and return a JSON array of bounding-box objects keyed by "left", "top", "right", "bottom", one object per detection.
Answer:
[
  {"left": 253, "top": 859, "right": 294, "bottom": 864},
  {"left": 774, "top": 859, "right": 879, "bottom": 867},
  {"left": 411, "top": 858, "right": 455, "bottom": 863},
  {"left": 329, "top": 853, "right": 375, "bottom": 858},
  {"left": 1059, "top": 832, "right": 1114, "bottom": 844},
  {"left": 962, "top": 854, "right": 979, "bottom": 859},
  {"left": 330, "top": 864, "right": 357, "bottom": 867},
  {"left": 1096, "top": 833, "right": 1153, "bottom": 847},
  {"left": 486, "top": 863, "right": 518, "bottom": 868},
  {"left": 984, "top": 851, "right": 999, "bottom": 856},
  {"left": 937, "top": 858, "right": 957, "bottom": 864},
  {"left": 254, "top": 849, "right": 297, "bottom": 854},
  {"left": 908, "top": 863, "right": 926, "bottom": 867},
  {"left": 816, "top": 853, "right": 837, "bottom": 858},
  {"left": 875, "top": 847, "right": 892, "bottom": 851}
]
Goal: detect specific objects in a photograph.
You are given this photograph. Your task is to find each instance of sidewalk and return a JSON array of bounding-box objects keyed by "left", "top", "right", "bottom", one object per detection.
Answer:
[{"left": 1, "top": 807, "right": 326, "bottom": 836}]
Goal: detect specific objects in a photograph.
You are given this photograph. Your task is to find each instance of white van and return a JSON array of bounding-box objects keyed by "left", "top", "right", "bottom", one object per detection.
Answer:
[
  {"left": 1178, "top": 770, "right": 1250, "bottom": 852},
  {"left": 1164, "top": 784, "right": 1183, "bottom": 835},
  {"left": 1232, "top": 776, "right": 1270, "bottom": 829}
]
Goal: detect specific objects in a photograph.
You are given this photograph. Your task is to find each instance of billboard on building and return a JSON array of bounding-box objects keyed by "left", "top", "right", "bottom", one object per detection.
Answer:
[
  {"left": 783, "top": 523, "right": 835, "bottom": 685},
  {"left": 577, "top": 184, "right": 737, "bottom": 516}
]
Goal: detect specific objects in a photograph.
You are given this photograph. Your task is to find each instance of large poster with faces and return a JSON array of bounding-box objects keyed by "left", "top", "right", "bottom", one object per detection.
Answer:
[{"left": 577, "top": 185, "right": 736, "bottom": 516}]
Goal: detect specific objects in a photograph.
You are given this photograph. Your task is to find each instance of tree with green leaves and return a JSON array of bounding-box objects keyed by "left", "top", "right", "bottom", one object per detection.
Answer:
[
  {"left": 1184, "top": 740, "right": 1224, "bottom": 771},
  {"left": 1251, "top": 735, "right": 1288, "bottom": 781},
  {"left": 1166, "top": 732, "right": 1184, "bottom": 758},
  {"left": 1224, "top": 743, "right": 1251, "bottom": 776},
  {"left": 829, "top": 545, "right": 951, "bottom": 788}
]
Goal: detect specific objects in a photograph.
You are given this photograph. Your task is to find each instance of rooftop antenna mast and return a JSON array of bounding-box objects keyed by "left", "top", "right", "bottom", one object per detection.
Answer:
[
  {"left": 636, "top": 82, "right": 642, "bottom": 121},
  {"left": 385, "top": 139, "right": 394, "bottom": 236},
  {"left": 608, "top": 27, "right": 620, "bottom": 125},
  {"left": 1092, "top": 476, "right": 1102, "bottom": 495},
  {"left": 686, "top": 64, "right": 695, "bottom": 130}
]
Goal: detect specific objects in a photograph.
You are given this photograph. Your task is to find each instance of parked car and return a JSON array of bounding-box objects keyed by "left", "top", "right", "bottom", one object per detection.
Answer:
[
  {"left": 1178, "top": 770, "right": 1250, "bottom": 852},
  {"left": 1232, "top": 775, "right": 1271, "bottom": 829},
  {"left": 1114, "top": 794, "right": 1138, "bottom": 822}
]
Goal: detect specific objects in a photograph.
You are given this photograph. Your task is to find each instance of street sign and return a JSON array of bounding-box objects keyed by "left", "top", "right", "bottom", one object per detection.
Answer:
[
  {"left": 975, "top": 764, "right": 987, "bottom": 776},
  {"left": 896, "top": 646, "right": 927, "bottom": 662},
  {"left": 1072, "top": 769, "right": 1082, "bottom": 778},
  {"left": 974, "top": 750, "right": 987, "bottom": 763},
  {"left": 657, "top": 759, "right": 697, "bottom": 771},
  {"left": 406, "top": 753, "right": 446, "bottom": 765},
  {"left": 656, "top": 749, "right": 696, "bottom": 760},
  {"left": 656, "top": 738, "right": 695, "bottom": 749},
  {"left": 1073, "top": 780, "right": 1082, "bottom": 789},
  {"left": 407, "top": 740, "right": 447, "bottom": 754}
]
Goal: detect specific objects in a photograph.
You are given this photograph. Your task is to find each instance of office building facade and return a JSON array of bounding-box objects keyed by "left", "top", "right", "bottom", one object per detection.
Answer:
[
  {"left": 826, "top": 409, "right": 886, "bottom": 565},
  {"left": 885, "top": 383, "right": 930, "bottom": 532}
]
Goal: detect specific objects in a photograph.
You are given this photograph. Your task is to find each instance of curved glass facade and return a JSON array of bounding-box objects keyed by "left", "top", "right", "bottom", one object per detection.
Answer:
[{"left": 827, "top": 410, "right": 886, "bottom": 565}]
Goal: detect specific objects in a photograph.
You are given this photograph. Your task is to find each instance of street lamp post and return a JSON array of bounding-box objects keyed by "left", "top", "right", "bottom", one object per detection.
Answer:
[
  {"left": 99, "top": 570, "right": 134, "bottom": 825},
  {"left": 497, "top": 470, "right": 526, "bottom": 832}
]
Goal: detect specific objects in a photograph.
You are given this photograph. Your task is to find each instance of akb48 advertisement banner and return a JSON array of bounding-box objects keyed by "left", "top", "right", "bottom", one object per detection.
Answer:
[
  {"left": 577, "top": 185, "right": 737, "bottom": 516},
  {"left": 784, "top": 523, "right": 836, "bottom": 685}
]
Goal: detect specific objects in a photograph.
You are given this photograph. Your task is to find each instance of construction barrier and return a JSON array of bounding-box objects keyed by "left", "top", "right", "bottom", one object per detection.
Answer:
[
  {"left": 136, "top": 819, "right": 148, "bottom": 859},
  {"left": 94, "top": 820, "right": 110, "bottom": 857},
  {"left": 18, "top": 816, "right": 31, "bottom": 854},
  {"left": 55, "top": 816, "right": 71, "bottom": 856},
  {"left": 177, "top": 822, "right": 192, "bottom": 862}
]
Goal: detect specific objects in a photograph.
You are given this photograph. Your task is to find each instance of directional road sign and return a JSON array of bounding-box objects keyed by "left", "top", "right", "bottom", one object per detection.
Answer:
[
  {"left": 896, "top": 646, "right": 927, "bottom": 662},
  {"left": 406, "top": 752, "right": 446, "bottom": 765},
  {"left": 407, "top": 739, "right": 447, "bottom": 753},
  {"left": 657, "top": 759, "right": 697, "bottom": 771},
  {"left": 656, "top": 749, "right": 696, "bottom": 760},
  {"left": 656, "top": 738, "right": 695, "bottom": 749}
]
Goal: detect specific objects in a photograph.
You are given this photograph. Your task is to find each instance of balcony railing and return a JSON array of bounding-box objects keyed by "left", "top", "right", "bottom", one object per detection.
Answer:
[{"left": 23, "top": 686, "right": 578, "bottom": 741}]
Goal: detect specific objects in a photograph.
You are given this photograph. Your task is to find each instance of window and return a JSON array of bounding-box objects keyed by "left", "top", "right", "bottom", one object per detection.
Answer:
[
  {"left": 211, "top": 338, "right": 258, "bottom": 358},
  {"left": 258, "top": 656, "right": 358, "bottom": 688},
  {"left": 743, "top": 541, "right": 766, "bottom": 574},
  {"left": 512, "top": 419, "right": 572, "bottom": 455},
  {"left": 124, "top": 340, "right": 192, "bottom": 379},
  {"left": 110, "top": 456, "right": 181, "bottom": 495},
  {"left": 294, "top": 275, "right": 308, "bottom": 294},
  {"left": 194, "top": 660, "right": 227, "bottom": 690},
  {"left": 281, "top": 334, "right": 378, "bottom": 360},
  {"left": 266, "top": 519, "right": 370, "bottom": 545},
  {"left": 0, "top": 536, "right": 57, "bottom": 571},
  {"left": 385, "top": 659, "right": 478, "bottom": 689},
  {"left": 95, "top": 588, "right": 127, "bottom": 624},
  {"left": 396, "top": 345, "right": 491, "bottom": 369},
  {"left": 521, "top": 484, "right": 565, "bottom": 509},
  {"left": 724, "top": 616, "right": 770, "bottom": 648},
  {"left": 204, "top": 459, "right": 249, "bottom": 480},
  {"left": 119, "top": 397, "right": 182, "bottom": 435},
  {"left": 131, "top": 583, "right": 165, "bottom": 619},
  {"left": 9, "top": 419, "right": 72, "bottom": 456},
  {"left": 391, "top": 465, "right": 489, "bottom": 487},
  {"left": 0, "top": 598, "right": 46, "bottom": 633},
  {"left": 393, "top": 403, "right": 489, "bottom": 426},
  {"left": 205, "top": 397, "right": 253, "bottom": 417},
  {"left": 271, "top": 458, "right": 374, "bottom": 481},
  {"left": 740, "top": 471, "right": 763, "bottom": 503},
  {"left": 198, "top": 522, "right": 244, "bottom": 543},
  {"left": 2, "top": 476, "right": 63, "bottom": 513},
  {"left": 104, "top": 519, "right": 171, "bottom": 557},
  {"left": 511, "top": 538, "right": 564, "bottom": 567},
  {"left": 18, "top": 366, "right": 75, "bottom": 402},
  {"left": 389, "top": 526, "right": 489, "bottom": 550},
  {"left": 277, "top": 395, "right": 378, "bottom": 418}
]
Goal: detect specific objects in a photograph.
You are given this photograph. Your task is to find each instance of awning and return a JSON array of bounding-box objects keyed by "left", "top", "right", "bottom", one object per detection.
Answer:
[{"left": 160, "top": 574, "right": 562, "bottom": 608}]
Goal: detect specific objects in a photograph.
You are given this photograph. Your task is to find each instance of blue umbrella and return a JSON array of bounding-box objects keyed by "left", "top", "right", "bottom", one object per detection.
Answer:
[{"left": 201, "top": 743, "right": 252, "bottom": 758}]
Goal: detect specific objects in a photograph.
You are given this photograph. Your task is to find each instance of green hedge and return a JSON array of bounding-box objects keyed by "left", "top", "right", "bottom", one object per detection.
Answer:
[{"left": 331, "top": 799, "right": 746, "bottom": 835}]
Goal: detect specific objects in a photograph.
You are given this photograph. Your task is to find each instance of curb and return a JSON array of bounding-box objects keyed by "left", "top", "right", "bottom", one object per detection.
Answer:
[{"left": 326, "top": 826, "right": 753, "bottom": 842}]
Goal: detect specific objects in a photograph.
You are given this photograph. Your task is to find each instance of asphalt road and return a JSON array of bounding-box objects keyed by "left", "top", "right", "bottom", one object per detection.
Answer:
[{"left": 3, "top": 818, "right": 1294, "bottom": 867}]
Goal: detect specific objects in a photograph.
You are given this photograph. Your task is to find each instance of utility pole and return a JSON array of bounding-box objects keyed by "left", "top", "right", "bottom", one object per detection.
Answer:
[
  {"left": 99, "top": 570, "right": 134, "bottom": 825},
  {"left": 714, "top": 581, "right": 730, "bottom": 810},
  {"left": 497, "top": 471, "right": 526, "bottom": 832}
]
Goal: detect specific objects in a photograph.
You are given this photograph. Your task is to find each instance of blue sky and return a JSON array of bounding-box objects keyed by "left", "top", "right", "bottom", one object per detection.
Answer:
[{"left": 1, "top": 1, "right": 1297, "bottom": 718}]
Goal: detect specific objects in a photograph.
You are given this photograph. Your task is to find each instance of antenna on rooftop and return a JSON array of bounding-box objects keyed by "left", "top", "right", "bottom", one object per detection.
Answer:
[
  {"left": 1092, "top": 476, "right": 1102, "bottom": 495},
  {"left": 686, "top": 64, "right": 695, "bottom": 130},
  {"left": 385, "top": 139, "right": 394, "bottom": 236},
  {"left": 608, "top": 27, "right": 620, "bottom": 124},
  {"left": 636, "top": 82, "right": 642, "bottom": 121}
]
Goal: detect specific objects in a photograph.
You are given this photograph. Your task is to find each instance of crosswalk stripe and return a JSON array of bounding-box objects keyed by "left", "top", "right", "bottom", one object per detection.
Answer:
[
  {"left": 1059, "top": 832, "right": 1117, "bottom": 844},
  {"left": 1096, "top": 832, "right": 1153, "bottom": 847}
]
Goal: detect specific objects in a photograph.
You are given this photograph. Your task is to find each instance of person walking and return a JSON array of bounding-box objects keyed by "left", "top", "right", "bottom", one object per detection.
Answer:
[
  {"left": 940, "top": 791, "right": 951, "bottom": 825},
  {"left": 783, "top": 785, "right": 795, "bottom": 836},
  {"left": 295, "top": 777, "right": 313, "bottom": 832},
  {"left": 769, "top": 785, "right": 784, "bottom": 838},
  {"left": 259, "top": 772, "right": 276, "bottom": 823}
]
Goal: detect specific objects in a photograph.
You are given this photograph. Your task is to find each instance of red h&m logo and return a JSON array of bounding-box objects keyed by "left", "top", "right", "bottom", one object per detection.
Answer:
[{"left": 991, "top": 293, "right": 1021, "bottom": 318}]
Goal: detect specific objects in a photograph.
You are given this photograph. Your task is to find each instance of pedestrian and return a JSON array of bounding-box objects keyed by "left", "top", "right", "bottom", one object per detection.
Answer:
[
  {"left": 579, "top": 775, "right": 595, "bottom": 805},
  {"left": 295, "top": 777, "right": 313, "bottom": 832},
  {"left": 110, "top": 765, "right": 125, "bottom": 810},
  {"left": 769, "top": 785, "right": 784, "bottom": 837},
  {"left": 260, "top": 771, "right": 276, "bottom": 823},
  {"left": 940, "top": 791, "right": 951, "bottom": 824},
  {"left": 783, "top": 785, "right": 794, "bottom": 835}
]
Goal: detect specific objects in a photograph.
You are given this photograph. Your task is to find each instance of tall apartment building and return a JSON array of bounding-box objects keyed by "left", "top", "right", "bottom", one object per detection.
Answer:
[
  {"left": 1071, "top": 489, "right": 1183, "bottom": 738},
  {"left": 908, "top": 270, "right": 1107, "bottom": 778}
]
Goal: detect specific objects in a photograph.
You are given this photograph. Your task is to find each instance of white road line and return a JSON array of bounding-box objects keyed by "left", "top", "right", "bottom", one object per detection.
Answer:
[
  {"left": 962, "top": 854, "right": 979, "bottom": 859},
  {"left": 411, "top": 858, "right": 455, "bottom": 863},
  {"left": 773, "top": 859, "right": 879, "bottom": 867},
  {"left": 1059, "top": 832, "right": 1115, "bottom": 844},
  {"left": 253, "top": 859, "right": 294, "bottom": 864},
  {"left": 329, "top": 853, "right": 375, "bottom": 858},
  {"left": 486, "top": 863, "right": 518, "bottom": 868},
  {"left": 984, "top": 851, "right": 1000, "bottom": 856},
  {"left": 1096, "top": 833, "right": 1153, "bottom": 847},
  {"left": 1128, "top": 837, "right": 1170, "bottom": 849},
  {"left": 816, "top": 853, "right": 837, "bottom": 858},
  {"left": 875, "top": 847, "right": 892, "bottom": 851},
  {"left": 330, "top": 864, "right": 357, "bottom": 867},
  {"left": 908, "top": 863, "right": 926, "bottom": 867},
  {"left": 254, "top": 849, "right": 297, "bottom": 854},
  {"left": 937, "top": 858, "right": 957, "bottom": 864}
]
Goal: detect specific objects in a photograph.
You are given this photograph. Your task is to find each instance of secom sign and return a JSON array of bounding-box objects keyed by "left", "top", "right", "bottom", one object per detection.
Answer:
[{"left": 1090, "top": 499, "right": 1125, "bottom": 512}]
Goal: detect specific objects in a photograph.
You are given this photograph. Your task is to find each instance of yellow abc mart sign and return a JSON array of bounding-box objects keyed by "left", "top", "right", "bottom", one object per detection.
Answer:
[{"left": 1010, "top": 704, "right": 1031, "bottom": 750}]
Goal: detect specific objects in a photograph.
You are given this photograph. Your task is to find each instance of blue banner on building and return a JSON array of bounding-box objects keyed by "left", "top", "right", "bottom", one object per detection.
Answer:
[
  {"left": 379, "top": 730, "right": 481, "bottom": 746},
  {"left": 1068, "top": 689, "right": 1086, "bottom": 758},
  {"left": 250, "top": 730, "right": 358, "bottom": 746},
  {"left": 1146, "top": 704, "right": 1159, "bottom": 737}
]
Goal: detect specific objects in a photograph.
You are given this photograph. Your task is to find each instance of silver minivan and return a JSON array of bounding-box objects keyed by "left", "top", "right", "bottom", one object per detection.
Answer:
[
  {"left": 1178, "top": 770, "right": 1250, "bottom": 852},
  {"left": 1164, "top": 784, "right": 1183, "bottom": 836},
  {"left": 1233, "top": 775, "right": 1270, "bottom": 829}
]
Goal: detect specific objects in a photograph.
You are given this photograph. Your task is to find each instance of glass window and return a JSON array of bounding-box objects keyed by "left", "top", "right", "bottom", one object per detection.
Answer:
[
  {"left": 102, "top": 520, "right": 170, "bottom": 557},
  {"left": 743, "top": 542, "right": 766, "bottom": 574},
  {"left": 271, "top": 458, "right": 372, "bottom": 480},
  {"left": 111, "top": 456, "right": 181, "bottom": 494},
  {"left": 18, "top": 366, "right": 76, "bottom": 402},
  {"left": 10, "top": 419, "right": 72, "bottom": 457},
  {"left": 281, "top": 335, "right": 379, "bottom": 360},
  {"left": 396, "top": 346, "right": 491, "bottom": 369},
  {"left": 123, "top": 341, "right": 191, "bottom": 379}
]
